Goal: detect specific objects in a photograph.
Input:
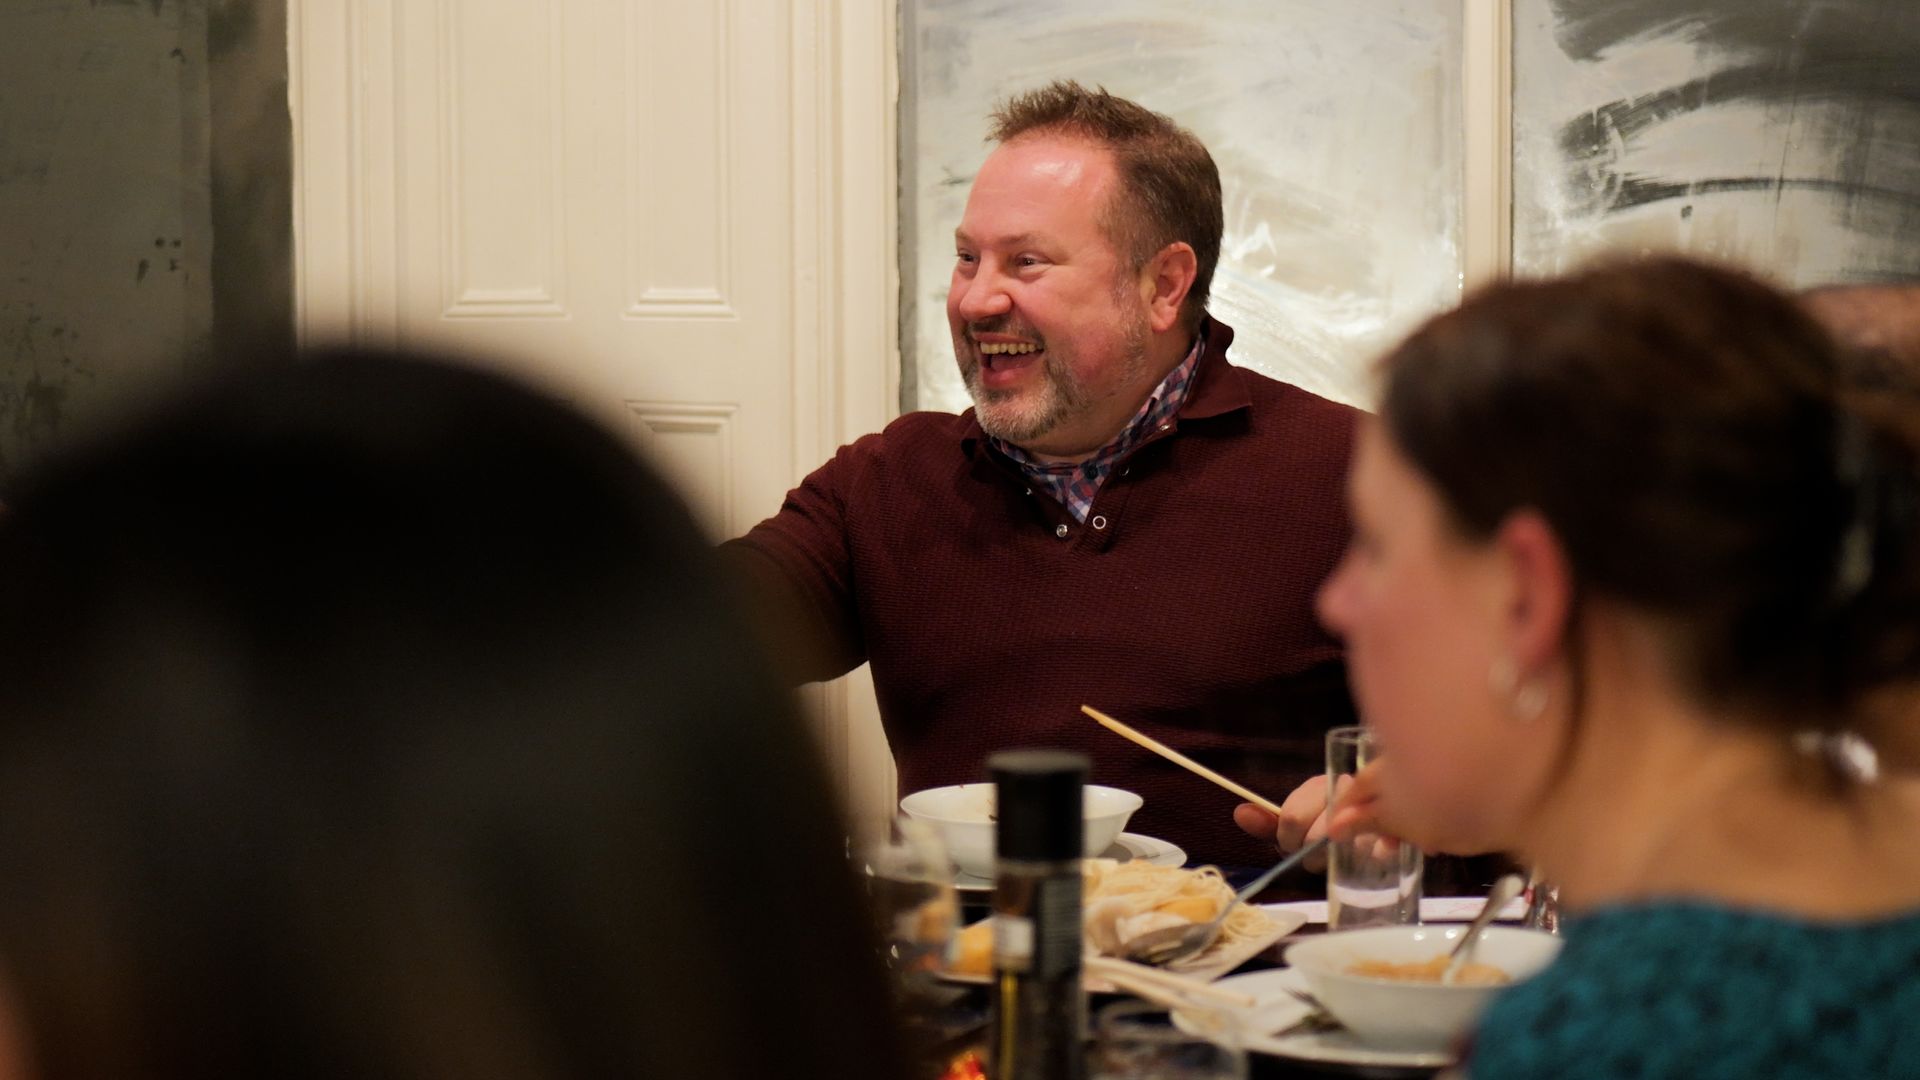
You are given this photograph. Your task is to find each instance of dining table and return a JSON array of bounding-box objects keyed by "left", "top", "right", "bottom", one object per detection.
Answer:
[{"left": 909, "top": 886, "right": 1525, "bottom": 1080}]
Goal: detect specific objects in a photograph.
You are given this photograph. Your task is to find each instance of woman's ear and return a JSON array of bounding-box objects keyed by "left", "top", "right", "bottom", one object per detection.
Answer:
[{"left": 1494, "top": 509, "right": 1574, "bottom": 672}]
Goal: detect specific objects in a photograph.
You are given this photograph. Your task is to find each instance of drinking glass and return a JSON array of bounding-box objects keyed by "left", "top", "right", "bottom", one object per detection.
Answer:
[
  {"left": 1090, "top": 999, "right": 1247, "bottom": 1080},
  {"left": 1523, "top": 868, "right": 1562, "bottom": 935},
  {"left": 860, "top": 815, "right": 961, "bottom": 1002},
  {"left": 1325, "top": 725, "right": 1423, "bottom": 930}
]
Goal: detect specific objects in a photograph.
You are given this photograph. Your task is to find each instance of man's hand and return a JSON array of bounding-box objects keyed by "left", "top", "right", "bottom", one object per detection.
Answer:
[
  {"left": 1232, "top": 774, "right": 1333, "bottom": 872},
  {"left": 1326, "top": 761, "right": 1387, "bottom": 841}
]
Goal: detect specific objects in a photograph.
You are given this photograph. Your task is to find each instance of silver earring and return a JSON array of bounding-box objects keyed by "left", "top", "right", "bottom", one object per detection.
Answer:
[
  {"left": 1512, "top": 679, "right": 1548, "bottom": 722},
  {"left": 1489, "top": 655, "right": 1547, "bottom": 721}
]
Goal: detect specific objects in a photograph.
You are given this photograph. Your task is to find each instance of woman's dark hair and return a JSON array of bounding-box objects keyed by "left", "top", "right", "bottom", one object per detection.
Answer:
[
  {"left": 0, "top": 350, "right": 905, "bottom": 1079},
  {"left": 1380, "top": 256, "right": 1920, "bottom": 724}
]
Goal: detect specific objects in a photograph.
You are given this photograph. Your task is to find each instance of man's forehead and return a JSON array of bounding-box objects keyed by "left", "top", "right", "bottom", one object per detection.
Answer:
[
  {"left": 986, "top": 131, "right": 1114, "bottom": 186},
  {"left": 1019, "top": 150, "right": 1093, "bottom": 186},
  {"left": 956, "top": 134, "right": 1117, "bottom": 244}
]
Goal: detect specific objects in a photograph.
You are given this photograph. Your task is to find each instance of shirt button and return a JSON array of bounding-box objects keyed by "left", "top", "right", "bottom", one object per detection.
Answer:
[
  {"left": 1120, "top": 467, "right": 1130, "bottom": 477},
  {"left": 1024, "top": 487, "right": 1032, "bottom": 495},
  {"left": 1091, "top": 515, "right": 1108, "bottom": 530},
  {"left": 1054, "top": 524, "right": 1069, "bottom": 539},
  {"left": 1158, "top": 422, "right": 1171, "bottom": 431}
]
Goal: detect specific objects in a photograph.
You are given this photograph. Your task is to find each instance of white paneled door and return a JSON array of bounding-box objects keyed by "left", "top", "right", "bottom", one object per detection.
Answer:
[{"left": 291, "top": 0, "right": 900, "bottom": 830}]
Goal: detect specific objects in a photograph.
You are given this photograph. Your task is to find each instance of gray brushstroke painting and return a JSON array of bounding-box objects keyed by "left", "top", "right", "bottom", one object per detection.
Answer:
[
  {"left": 902, "top": 1, "right": 1465, "bottom": 412},
  {"left": 1513, "top": 0, "right": 1920, "bottom": 285},
  {"left": 0, "top": 0, "right": 291, "bottom": 493}
]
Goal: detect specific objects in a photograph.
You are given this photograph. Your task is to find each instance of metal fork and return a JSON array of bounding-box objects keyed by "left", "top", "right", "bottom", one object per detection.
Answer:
[
  {"left": 1268, "top": 986, "right": 1343, "bottom": 1038},
  {"left": 1121, "top": 837, "right": 1330, "bottom": 965}
]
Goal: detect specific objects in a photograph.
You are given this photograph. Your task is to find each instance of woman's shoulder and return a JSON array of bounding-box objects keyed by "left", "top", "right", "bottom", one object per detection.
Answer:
[
  {"left": 1463, "top": 901, "right": 1920, "bottom": 1078},
  {"left": 1571, "top": 896, "right": 1920, "bottom": 936}
]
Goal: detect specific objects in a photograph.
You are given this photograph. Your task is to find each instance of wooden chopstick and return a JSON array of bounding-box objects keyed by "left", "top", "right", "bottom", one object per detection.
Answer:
[
  {"left": 1087, "top": 968, "right": 1215, "bottom": 1016},
  {"left": 1081, "top": 705, "right": 1286, "bottom": 817},
  {"left": 1084, "top": 955, "right": 1258, "bottom": 1007}
]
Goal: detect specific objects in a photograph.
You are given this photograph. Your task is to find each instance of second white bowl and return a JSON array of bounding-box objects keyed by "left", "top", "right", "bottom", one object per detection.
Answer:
[{"left": 1283, "top": 924, "right": 1562, "bottom": 1050}]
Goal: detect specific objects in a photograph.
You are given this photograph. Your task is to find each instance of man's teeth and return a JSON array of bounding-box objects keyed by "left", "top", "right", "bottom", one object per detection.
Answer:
[{"left": 979, "top": 342, "right": 1039, "bottom": 356}]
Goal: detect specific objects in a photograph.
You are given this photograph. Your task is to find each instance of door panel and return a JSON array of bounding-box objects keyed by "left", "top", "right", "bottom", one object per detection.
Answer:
[{"left": 292, "top": 0, "right": 900, "bottom": 831}]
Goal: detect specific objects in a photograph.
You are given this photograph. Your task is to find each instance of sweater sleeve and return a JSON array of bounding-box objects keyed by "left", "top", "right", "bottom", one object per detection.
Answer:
[{"left": 717, "top": 441, "right": 869, "bottom": 685}]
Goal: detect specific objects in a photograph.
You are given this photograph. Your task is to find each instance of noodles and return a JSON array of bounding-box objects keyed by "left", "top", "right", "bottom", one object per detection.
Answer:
[
  {"left": 1082, "top": 859, "right": 1274, "bottom": 961},
  {"left": 943, "top": 860, "right": 1278, "bottom": 977}
]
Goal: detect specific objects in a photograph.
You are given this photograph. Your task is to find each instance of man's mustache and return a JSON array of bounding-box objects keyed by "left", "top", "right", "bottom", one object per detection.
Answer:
[{"left": 965, "top": 317, "right": 1042, "bottom": 343}]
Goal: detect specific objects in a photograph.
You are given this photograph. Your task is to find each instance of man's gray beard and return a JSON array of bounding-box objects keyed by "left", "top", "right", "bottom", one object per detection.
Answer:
[
  {"left": 961, "top": 350, "right": 1083, "bottom": 445},
  {"left": 958, "top": 316, "right": 1151, "bottom": 448}
]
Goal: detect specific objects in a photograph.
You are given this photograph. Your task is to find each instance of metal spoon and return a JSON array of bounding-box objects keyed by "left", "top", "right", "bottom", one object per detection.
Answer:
[
  {"left": 1122, "top": 837, "right": 1330, "bottom": 966},
  {"left": 1441, "top": 872, "right": 1526, "bottom": 985}
]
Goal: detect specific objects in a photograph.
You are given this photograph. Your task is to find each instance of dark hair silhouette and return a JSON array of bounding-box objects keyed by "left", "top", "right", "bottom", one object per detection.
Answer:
[
  {"left": 0, "top": 350, "right": 904, "bottom": 1080},
  {"left": 1380, "top": 256, "right": 1920, "bottom": 724}
]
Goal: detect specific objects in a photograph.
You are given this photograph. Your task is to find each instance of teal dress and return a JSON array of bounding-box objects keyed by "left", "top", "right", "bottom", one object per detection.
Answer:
[{"left": 1465, "top": 901, "right": 1920, "bottom": 1078}]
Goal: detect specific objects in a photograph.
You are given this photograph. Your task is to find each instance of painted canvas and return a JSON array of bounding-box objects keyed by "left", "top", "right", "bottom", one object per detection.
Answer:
[
  {"left": 1512, "top": 0, "right": 1920, "bottom": 285},
  {"left": 902, "top": 0, "right": 1465, "bottom": 413}
]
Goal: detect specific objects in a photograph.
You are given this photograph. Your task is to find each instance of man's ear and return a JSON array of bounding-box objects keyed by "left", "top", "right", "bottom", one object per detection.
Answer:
[
  {"left": 1494, "top": 509, "right": 1575, "bottom": 671},
  {"left": 1140, "top": 242, "right": 1198, "bottom": 333}
]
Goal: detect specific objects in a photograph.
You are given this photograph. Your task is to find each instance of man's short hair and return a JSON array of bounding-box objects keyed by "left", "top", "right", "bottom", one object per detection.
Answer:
[{"left": 989, "top": 80, "right": 1223, "bottom": 332}]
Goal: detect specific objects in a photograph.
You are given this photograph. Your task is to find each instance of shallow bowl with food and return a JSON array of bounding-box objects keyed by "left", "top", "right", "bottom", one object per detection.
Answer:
[
  {"left": 899, "top": 783, "right": 1142, "bottom": 878},
  {"left": 1282, "top": 924, "right": 1561, "bottom": 1050}
]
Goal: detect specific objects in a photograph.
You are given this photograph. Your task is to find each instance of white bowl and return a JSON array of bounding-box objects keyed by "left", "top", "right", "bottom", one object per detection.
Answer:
[
  {"left": 899, "top": 782, "right": 1143, "bottom": 878},
  {"left": 1282, "top": 924, "right": 1562, "bottom": 1050}
]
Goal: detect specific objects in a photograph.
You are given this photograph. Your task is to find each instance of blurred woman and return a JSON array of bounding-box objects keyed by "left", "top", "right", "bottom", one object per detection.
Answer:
[
  {"left": 0, "top": 351, "right": 905, "bottom": 1080},
  {"left": 1323, "top": 257, "right": 1920, "bottom": 1077},
  {"left": 1802, "top": 281, "right": 1920, "bottom": 773}
]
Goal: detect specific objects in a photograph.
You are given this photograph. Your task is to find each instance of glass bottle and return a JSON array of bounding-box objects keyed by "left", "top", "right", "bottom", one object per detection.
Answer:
[{"left": 987, "top": 749, "right": 1087, "bottom": 1080}]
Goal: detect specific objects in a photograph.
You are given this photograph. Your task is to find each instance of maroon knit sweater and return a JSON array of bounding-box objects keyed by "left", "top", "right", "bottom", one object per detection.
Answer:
[{"left": 721, "top": 320, "right": 1359, "bottom": 876}]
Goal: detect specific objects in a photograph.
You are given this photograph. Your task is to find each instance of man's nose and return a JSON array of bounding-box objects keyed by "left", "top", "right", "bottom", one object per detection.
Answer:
[{"left": 953, "top": 266, "right": 1012, "bottom": 322}]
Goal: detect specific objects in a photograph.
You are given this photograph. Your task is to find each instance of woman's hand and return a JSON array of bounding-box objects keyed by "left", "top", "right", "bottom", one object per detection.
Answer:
[
  {"left": 1233, "top": 762, "right": 1412, "bottom": 870},
  {"left": 1327, "top": 760, "right": 1388, "bottom": 841},
  {"left": 1232, "top": 774, "right": 1336, "bottom": 872}
]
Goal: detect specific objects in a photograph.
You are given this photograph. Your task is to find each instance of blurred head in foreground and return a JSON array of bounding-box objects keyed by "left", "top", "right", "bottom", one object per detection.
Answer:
[
  {"left": 1318, "top": 256, "right": 1920, "bottom": 876},
  {"left": 0, "top": 351, "right": 902, "bottom": 1080}
]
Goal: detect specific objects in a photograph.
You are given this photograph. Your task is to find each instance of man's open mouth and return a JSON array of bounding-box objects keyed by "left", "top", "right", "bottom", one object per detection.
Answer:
[{"left": 978, "top": 341, "right": 1042, "bottom": 370}]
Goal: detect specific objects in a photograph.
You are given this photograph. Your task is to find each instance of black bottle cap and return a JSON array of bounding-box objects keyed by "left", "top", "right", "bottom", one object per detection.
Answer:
[{"left": 989, "top": 749, "right": 1087, "bottom": 861}]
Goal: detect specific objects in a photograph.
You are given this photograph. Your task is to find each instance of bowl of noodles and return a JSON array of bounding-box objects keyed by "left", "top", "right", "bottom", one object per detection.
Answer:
[
  {"left": 899, "top": 783, "right": 1142, "bottom": 878},
  {"left": 1283, "top": 925, "right": 1561, "bottom": 1050}
]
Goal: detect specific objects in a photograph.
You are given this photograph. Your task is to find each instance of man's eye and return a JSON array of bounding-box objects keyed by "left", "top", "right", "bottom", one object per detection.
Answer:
[
  {"left": 955, "top": 252, "right": 977, "bottom": 265},
  {"left": 1016, "top": 255, "right": 1044, "bottom": 268}
]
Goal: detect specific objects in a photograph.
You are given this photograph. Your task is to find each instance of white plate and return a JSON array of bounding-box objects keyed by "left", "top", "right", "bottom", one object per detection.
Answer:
[
  {"left": 940, "top": 902, "right": 1309, "bottom": 989},
  {"left": 1171, "top": 967, "right": 1454, "bottom": 1070},
  {"left": 1262, "top": 895, "right": 1526, "bottom": 925},
  {"left": 951, "top": 832, "right": 1186, "bottom": 892}
]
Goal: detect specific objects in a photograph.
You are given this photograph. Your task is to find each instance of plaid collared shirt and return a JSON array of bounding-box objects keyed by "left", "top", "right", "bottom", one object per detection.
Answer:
[{"left": 992, "top": 332, "right": 1204, "bottom": 523}]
